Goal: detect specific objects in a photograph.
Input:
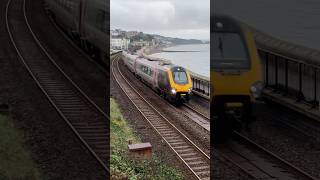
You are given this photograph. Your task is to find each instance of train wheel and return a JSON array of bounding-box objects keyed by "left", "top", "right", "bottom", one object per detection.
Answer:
[{"left": 185, "top": 94, "right": 190, "bottom": 101}]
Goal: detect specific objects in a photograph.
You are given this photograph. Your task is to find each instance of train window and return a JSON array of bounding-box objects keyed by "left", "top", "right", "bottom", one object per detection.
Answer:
[
  {"left": 148, "top": 69, "right": 153, "bottom": 76},
  {"left": 141, "top": 65, "right": 145, "bottom": 73},
  {"left": 212, "top": 32, "right": 250, "bottom": 69},
  {"left": 172, "top": 71, "right": 188, "bottom": 84}
]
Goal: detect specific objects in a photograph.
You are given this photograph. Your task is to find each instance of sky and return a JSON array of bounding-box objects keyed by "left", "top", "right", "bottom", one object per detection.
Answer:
[{"left": 110, "top": 0, "right": 210, "bottom": 40}]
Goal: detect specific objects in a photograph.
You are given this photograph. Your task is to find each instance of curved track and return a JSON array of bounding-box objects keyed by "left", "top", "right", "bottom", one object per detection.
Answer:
[
  {"left": 118, "top": 56, "right": 210, "bottom": 133},
  {"left": 217, "top": 131, "right": 317, "bottom": 180},
  {"left": 111, "top": 54, "right": 210, "bottom": 180},
  {"left": 6, "top": 0, "right": 109, "bottom": 173}
]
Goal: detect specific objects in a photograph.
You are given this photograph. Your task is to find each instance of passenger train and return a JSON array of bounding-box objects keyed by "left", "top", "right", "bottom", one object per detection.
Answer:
[
  {"left": 44, "top": 0, "right": 108, "bottom": 65},
  {"left": 212, "top": 14, "right": 263, "bottom": 141},
  {"left": 122, "top": 51, "right": 193, "bottom": 103}
]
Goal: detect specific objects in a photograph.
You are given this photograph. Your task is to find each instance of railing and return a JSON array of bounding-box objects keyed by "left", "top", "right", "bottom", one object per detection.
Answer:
[
  {"left": 142, "top": 47, "right": 211, "bottom": 99},
  {"left": 190, "top": 73, "right": 210, "bottom": 99},
  {"left": 250, "top": 26, "right": 320, "bottom": 109}
]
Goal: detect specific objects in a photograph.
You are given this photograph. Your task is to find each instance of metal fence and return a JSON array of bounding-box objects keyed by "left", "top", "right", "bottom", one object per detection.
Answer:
[
  {"left": 191, "top": 75, "right": 210, "bottom": 98},
  {"left": 259, "top": 49, "right": 320, "bottom": 108}
]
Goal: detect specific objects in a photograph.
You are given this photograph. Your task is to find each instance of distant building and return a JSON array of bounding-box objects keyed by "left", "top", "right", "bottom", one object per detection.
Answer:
[
  {"left": 111, "top": 38, "right": 130, "bottom": 50},
  {"left": 126, "top": 31, "right": 139, "bottom": 38},
  {"left": 130, "top": 40, "right": 150, "bottom": 47},
  {"left": 111, "top": 29, "right": 126, "bottom": 38}
]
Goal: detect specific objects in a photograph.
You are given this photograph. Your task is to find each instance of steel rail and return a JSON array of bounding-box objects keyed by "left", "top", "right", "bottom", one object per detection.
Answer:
[
  {"left": 183, "top": 103, "right": 210, "bottom": 121},
  {"left": 217, "top": 131, "right": 317, "bottom": 180}
]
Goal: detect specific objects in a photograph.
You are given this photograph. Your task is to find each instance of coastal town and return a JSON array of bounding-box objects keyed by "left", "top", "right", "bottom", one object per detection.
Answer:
[{"left": 110, "top": 29, "right": 209, "bottom": 52}]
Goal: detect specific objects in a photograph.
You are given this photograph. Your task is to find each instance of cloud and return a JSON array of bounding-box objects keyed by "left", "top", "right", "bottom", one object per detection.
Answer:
[{"left": 111, "top": 0, "right": 210, "bottom": 40}]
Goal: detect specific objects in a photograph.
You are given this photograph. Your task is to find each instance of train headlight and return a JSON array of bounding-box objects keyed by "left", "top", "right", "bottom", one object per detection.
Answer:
[
  {"left": 188, "top": 88, "right": 192, "bottom": 94},
  {"left": 171, "top": 88, "right": 177, "bottom": 94},
  {"left": 250, "top": 81, "right": 264, "bottom": 98}
]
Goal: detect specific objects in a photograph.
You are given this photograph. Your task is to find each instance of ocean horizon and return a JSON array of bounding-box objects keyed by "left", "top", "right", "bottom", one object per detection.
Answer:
[{"left": 151, "top": 44, "right": 210, "bottom": 78}]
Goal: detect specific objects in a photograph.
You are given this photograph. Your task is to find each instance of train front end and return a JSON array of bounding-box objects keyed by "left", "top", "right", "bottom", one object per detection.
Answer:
[
  {"left": 211, "top": 14, "right": 263, "bottom": 142},
  {"left": 167, "top": 66, "right": 193, "bottom": 102}
]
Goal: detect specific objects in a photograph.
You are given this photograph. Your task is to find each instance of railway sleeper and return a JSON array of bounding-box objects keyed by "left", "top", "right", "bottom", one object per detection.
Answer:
[
  {"left": 191, "top": 165, "right": 210, "bottom": 171},
  {"left": 174, "top": 145, "right": 191, "bottom": 150},
  {"left": 80, "top": 133, "right": 108, "bottom": 137},
  {"left": 155, "top": 126, "right": 170, "bottom": 130},
  {"left": 161, "top": 132, "right": 177, "bottom": 136},
  {"left": 187, "top": 160, "right": 206, "bottom": 166},
  {"left": 166, "top": 138, "right": 183, "bottom": 142},
  {"left": 158, "top": 130, "right": 174, "bottom": 134},
  {"left": 165, "top": 136, "right": 181, "bottom": 140},
  {"left": 169, "top": 141, "right": 186, "bottom": 145},
  {"left": 183, "top": 156, "right": 203, "bottom": 162},
  {"left": 84, "top": 136, "right": 108, "bottom": 141},
  {"left": 175, "top": 148, "right": 194, "bottom": 153},
  {"left": 180, "top": 152, "right": 199, "bottom": 157},
  {"left": 197, "top": 171, "right": 210, "bottom": 179}
]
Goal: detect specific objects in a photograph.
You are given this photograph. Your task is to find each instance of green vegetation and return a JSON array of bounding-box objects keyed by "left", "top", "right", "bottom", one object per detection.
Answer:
[
  {"left": 110, "top": 98, "right": 184, "bottom": 180},
  {"left": 0, "top": 114, "right": 42, "bottom": 180}
]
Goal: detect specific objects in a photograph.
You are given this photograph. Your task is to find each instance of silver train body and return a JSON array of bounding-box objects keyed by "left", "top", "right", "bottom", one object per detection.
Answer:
[
  {"left": 122, "top": 51, "right": 193, "bottom": 103},
  {"left": 44, "top": 0, "right": 108, "bottom": 65}
]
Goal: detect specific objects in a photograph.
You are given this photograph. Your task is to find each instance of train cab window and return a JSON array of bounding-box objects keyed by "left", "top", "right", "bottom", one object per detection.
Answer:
[
  {"left": 172, "top": 70, "right": 188, "bottom": 84},
  {"left": 212, "top": 32, "right": 250, "bottom": 70}
]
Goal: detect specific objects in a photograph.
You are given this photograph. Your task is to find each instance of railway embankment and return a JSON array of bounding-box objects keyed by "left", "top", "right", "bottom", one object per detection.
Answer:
[{"left": 110, "top": 98, "right": 184, "bottom": 179}]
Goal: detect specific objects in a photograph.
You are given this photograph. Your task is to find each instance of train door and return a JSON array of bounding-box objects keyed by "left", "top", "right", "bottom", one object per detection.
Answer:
[{"left": 153, "top": 67, "right": 159, "bottom": 90}]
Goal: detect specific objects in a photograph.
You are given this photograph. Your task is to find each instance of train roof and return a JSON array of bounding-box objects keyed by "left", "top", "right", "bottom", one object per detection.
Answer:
[
  {"left": 136, "top": 57, "right": 185, "bottom": 71},
  {"left": 123, "top": 51, "right": 138, "bottom": 59},
  {"left": 212, "top": 14, "right": 244, "bottom": 33}
]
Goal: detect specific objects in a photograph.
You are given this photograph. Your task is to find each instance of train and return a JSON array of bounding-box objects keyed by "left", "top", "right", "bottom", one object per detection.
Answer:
[
  {"left": 212, "top": 14, "right": 263, "bottom": 141},
  {"left": 122, "top": 51, "right": 193, "bottom": 103},
  {"left": 44, "top": 0, "right": 108, "bottom": 65}
]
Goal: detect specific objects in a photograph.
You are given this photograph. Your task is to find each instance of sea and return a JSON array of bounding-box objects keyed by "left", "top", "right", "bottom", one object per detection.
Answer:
[
  {"left": 152, "top": 44, "right": 210, "bottom": 78},
  {"left": 213, "top": 0, "right": 320, "bottom": 50}
]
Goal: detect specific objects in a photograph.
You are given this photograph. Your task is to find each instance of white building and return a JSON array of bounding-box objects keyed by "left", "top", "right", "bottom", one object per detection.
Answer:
[{"left": 111, "top": 38, "right": 130, "bottom": 50}]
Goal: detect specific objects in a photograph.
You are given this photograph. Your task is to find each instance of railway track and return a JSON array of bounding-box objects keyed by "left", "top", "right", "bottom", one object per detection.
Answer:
[
  {"left": 6, "top": 0, "right": 108, "bottom": 173},
  {"left": 216, "top": 131, "right": 317, "bottom": 180},
  {"left": 181, "top": 104, "right": 210, "bottom": 131},
  {"left": 112, "top": 54, "right": 210, "bottom": 180},
  {"left": 117, "top": 55, "right": 210, "bottom": 133}
]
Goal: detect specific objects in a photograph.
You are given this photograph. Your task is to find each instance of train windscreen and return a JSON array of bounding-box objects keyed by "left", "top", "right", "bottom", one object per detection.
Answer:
[
  {"left": 212, "top": 32, "right": 250, "bottom": 70},
  {"left": 172, "top": 67, "right": 188, "bottom": 84}
]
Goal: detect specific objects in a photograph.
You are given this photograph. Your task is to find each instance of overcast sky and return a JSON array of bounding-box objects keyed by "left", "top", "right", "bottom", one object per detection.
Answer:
[{"left": 111, "top": 0, "right": 210, "bottom": 40}]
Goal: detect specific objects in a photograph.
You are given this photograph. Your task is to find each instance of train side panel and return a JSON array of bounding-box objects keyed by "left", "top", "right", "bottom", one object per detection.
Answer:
[
  {"left": 81, "top": 0, "right": 108, "bottom": 62},
  {"left": 45, "top": 0, "right": 79, "bottom": 37},
  {"left": 135, "top": 58, "right": 156, "bottom": 87},
  {"left": 122, "top": 52, "right": 137, "bottom": 73}
]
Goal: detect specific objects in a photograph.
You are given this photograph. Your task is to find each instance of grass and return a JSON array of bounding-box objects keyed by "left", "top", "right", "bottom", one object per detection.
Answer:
[
  {"left": 110, "top": 98, "right": 184, "bottom": 180},
  {"left": 0, "top": 114, "right": 42, "bottom": 180}
]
